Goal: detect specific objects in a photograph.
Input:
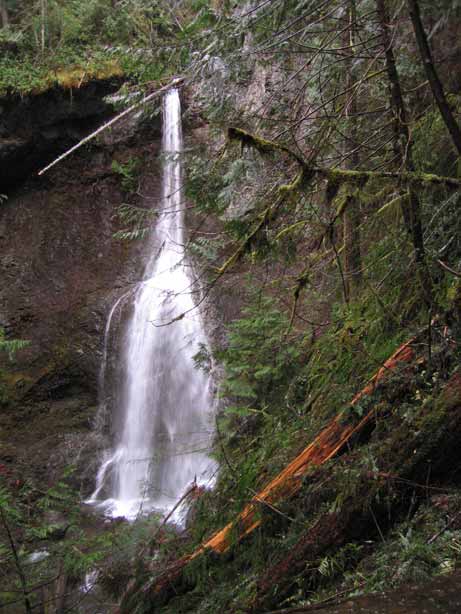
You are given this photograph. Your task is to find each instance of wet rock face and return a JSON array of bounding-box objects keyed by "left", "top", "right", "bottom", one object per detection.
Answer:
[
  {"left": 0, "top": 160, "right": 132, "bottom": 488},
  {"left": 0, "top": 85, "right": 164, "bottom": 490},
  {"left": 0, "top": 79, "right": 121, "bottom": 191},
  {"left": 1, "top": 158, "right": 133, "bottom": 396}
]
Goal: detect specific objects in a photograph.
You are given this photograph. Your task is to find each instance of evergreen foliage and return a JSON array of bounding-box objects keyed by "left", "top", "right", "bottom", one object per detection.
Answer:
[
  {"left": 0, "top": 328, "right": 29, "bottom": 361},
  {"left": 2, "top": 0, "right": 461, "bottom": 611}
]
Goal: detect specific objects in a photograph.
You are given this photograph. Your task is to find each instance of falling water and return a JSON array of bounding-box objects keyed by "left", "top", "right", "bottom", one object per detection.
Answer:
[{"left": 88, "top": 88, "right": 216, "bottom": 521}]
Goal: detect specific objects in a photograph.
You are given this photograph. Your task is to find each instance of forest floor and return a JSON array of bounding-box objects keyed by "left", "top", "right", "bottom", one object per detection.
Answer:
[{"left": 294, "top": 570, "right": 461, "bottom": 613}]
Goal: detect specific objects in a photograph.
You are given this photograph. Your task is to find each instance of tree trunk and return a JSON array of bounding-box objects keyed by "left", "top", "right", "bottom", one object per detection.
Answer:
[
  {"left": 377, "top": 0, "right": 432, "bottom": 306},
  {"left": 343, "top": 0, "right": 362, "bottom": 302},
  {"left": 407, "top": 0, "right": 461, "bottom": 156},
  {"left": 0, "top": 0, "right": 9, "bottom": 28},
  {"left": 40, "top": 0, "right": 46, "bottom": 52},
  {"left": 0, "top": 508, "right": 33, "bottom": 614},
  {"left": 43, "top": 564, "right": 67, "bottom": 614}
]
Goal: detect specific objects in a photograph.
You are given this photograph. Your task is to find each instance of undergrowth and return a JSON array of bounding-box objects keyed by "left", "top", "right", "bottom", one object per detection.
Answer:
[{"left": 122, "top": 102, "right": 461, "bottom": 611}]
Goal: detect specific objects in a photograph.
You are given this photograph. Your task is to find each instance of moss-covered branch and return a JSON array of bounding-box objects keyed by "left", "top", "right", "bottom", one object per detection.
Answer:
[
  {"left": 228, "top": 127, "right": 461, "bottom": 189},
  {"left": 228, "top": 127, "right": 305, "bottom": 166},
  {"left": 215, "top": 168, "right": 308, "bottom": 277}
]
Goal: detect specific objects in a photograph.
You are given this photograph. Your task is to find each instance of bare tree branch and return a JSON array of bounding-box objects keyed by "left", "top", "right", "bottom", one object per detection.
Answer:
[{"left": 37, "top": 77, "right": 184, "bottom": 176}]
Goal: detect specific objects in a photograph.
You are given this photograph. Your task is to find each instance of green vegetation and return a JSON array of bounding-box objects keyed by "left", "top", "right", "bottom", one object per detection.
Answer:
[
  {"left": 2, "top": 0, "right": 461, "bottom": 612},
  {"left": 0, "top": 329, "right": 30, "bottom": 405},
  {"left": 111, "top": 156, "right": 141, "bottom": 193},
  {"left": 0, "top": 328, "right": 29, "bottom": 361},
  {"left": 0, "top": 465, "right": 170, "bottom": 613},
  {"left": 0, "top": 0, "right": 207, "bottom": 95}
]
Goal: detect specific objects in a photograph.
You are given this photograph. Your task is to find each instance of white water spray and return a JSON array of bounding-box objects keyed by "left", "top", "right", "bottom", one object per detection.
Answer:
[{"left": 88, "top": 89, "right": 216, "bottom": 521}]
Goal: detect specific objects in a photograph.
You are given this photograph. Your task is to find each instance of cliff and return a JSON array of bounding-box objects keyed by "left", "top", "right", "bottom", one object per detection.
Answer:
[{"left": 0, "top": 81, "right": 163, "bottom": 491}]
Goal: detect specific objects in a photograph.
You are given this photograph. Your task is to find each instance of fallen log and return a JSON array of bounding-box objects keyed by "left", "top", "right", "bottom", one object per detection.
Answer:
[
  {"left": 117, "top": 338, "right": 417, "bottom": 612},
  {"left": 252, "top": 372, "right": 461, "bottom": 611},
  {"left": 194, "top": 339, "right": 415, "bottom": 556}
]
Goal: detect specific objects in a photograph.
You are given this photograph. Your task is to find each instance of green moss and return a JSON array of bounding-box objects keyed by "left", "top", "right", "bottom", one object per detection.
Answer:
[
  {"left": 228, "top": 126, "right": 303, "bottom": 164},
  {"left": 0, "top": 370, "right": 37, "bottom": 405},
  {"left": 228, "top": 127, "right": 461, "bottom": 189},
  {"left": 0, "top": 52, "right": 123, "bottom": 96}
]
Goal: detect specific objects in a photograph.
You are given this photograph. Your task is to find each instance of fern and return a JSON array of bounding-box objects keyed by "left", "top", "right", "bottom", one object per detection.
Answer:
[
  {"left": 113, "top": 227, "right": 149, "bottom": 241},
  {"left": 190, "top": 236, "right": 219, "bottom": 262},
  {"left": 114, "top": 204, "right": 154, "bottom": 241},
  {"left": 0, "top": 329, "right": 29, "bottom": 361},
  {"left": 111, "top": 158, "right": 141, "bottom": 193}
]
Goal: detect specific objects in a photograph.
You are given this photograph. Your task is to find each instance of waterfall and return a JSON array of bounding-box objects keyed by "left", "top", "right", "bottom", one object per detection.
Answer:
[{"left": 88, "top": 88, "right": 217, "bottom": 521}]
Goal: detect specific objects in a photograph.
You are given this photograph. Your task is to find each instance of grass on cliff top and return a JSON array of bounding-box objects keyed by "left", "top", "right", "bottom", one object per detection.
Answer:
[
  {"left": 0, "top": 46, "right": 168, "bottom": 97},
  {"left": 0, "top": 50, "right": 114, "bottom": 96}
]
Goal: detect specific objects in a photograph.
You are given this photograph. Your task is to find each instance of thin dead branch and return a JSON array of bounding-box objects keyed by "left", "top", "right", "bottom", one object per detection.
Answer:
[{"left": 38, "top": 77, "right": 184, "bottom": 176}]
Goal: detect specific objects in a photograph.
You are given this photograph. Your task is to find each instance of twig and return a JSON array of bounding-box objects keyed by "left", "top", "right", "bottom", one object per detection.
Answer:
[
  {"left": 138, "top": 484, "right": 198, "bottom": 559},
  {"left": 0, "top": 507, "right": 33, "bottom": 613},
  {"left": 261, "top": 588, "right": 359, "bottom": 614},
  {"left": 437, "top": 259, "right": 461, "bottom": 278},
  {"left": 427, "top": 509, "right": 461, "bottom": 544},
  {"left": 215, "top": 414, "right": 238, "bottom": 479},
  {"left": 329, "top": 230, "right": 349, "bottom": 305},
  {"left": 369, "top": 504, "right": 385, "bottom": 543},
  {"left": 249, "top": 490, "right": 299, "bottom": 525}
]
